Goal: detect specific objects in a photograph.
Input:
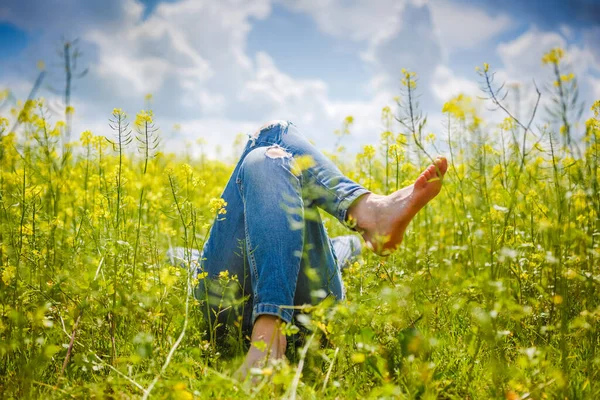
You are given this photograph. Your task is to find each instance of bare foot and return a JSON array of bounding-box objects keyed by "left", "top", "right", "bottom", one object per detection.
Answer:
[
  {"left": 234, "top": 315, "right": 287, "bottom": 381},
  {"left": 348, "top": 157, "right": 448, "bottom": 255}
]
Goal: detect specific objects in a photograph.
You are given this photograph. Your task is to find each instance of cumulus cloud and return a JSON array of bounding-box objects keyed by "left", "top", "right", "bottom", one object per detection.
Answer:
[
  {"left": 493, "top": 26, "right": 600, "bottom": 133},
  {"left": 238, "top": 51, "right": 396, "bottom": 150},
  {"left": 428, "top": 0, "right": 512, "bottom": 54},
  {"left": 431, "top": 65, "right": 479, "bottom": 103},
  {"left": 77, "top": 0, "right": 273, "bottom": 119},
  {"left": 583, "top": 27, "right": 600, "bottom": 68},
  {"left": 281, "top": 0, "right": 410, "bottom": 42},
  {"left": 1, "top": 0, "right": 598, "bottom": 159}
]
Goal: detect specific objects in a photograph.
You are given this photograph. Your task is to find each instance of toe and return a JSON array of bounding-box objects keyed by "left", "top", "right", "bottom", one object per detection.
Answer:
[
  {"left": 426, "top": 165, "right": 437, "bottom": 179},
  {"left": 435, "top": 157, "right": 448, "bottom": 176},
  {"left": 415, "top": 173, "right": 428, "bottom": 189},
  {"left": 422, "top": 168, "right": 431, "bottom": 181}
]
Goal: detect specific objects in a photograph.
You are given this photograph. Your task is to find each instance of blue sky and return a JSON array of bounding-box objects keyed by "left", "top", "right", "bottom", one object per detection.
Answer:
[{"left": 1, "top": 0, "right": 599, "bottom": 158}]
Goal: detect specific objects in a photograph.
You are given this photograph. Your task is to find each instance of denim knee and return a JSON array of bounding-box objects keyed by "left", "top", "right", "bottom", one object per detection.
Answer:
[
  {"left": 237, "top": 145, "right": 295, "bottom": 187},
  {"left": 236, "top": 145, "right": 304, "bottom": 325}
]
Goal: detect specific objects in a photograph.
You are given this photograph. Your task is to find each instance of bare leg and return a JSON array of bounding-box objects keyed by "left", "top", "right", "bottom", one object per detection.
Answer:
[
  {"left": 348, "top": 157, "right": 448, "bottom": 255},
  {"left": 234, "top": 315, "right": 286, "bottom": 379}
]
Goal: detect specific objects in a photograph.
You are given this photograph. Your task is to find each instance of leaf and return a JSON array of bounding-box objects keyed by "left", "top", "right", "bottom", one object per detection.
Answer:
[{"left": 44, "top": 344, "right": 61, "bottom": 358}]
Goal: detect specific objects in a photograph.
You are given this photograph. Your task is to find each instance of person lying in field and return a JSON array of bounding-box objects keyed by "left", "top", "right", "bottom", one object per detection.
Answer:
[{"left": 168, "top": 120, "right": 447, "bottom": 379}]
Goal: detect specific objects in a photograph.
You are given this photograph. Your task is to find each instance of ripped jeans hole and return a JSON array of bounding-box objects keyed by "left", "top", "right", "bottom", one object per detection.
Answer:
[{"left": 265, "top": 145, "right": 292, "bottom": 159}]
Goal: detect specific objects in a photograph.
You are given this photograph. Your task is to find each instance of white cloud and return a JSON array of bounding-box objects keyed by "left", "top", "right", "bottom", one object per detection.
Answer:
[
  {"left": 239, "top": 52, "right": 330, "bottom": 123},
  {"left": 80, "top": 0, "right": 272, "bottom": 118},
  {"left": 583, "top": 27, "right": 600, "bottom": 65},
  {"left": 497, "top": 27, "right": 565, "bottom": 81},
  {"left": 431, "top": 65, "right": 480, "bottom": 103},
  {"left": 4, "top": 0, "right": 597, "bottom": 161},
  {"left": 361, "top": 1, "right": 442, "bottom": 102},
  {"left": 428, "top": 0, "right": 512, "bottom": 53},
  {"left": 238, "top": 51, "right": 397, "bottom": 153},
  {"left": 281, "top": 0, "right": 409, "bottom": 42},
  {"left": 494, "top": 26, "right": 600, "bottom": 133},
  {"left": 280, "top": 0, "right": 442, "bottom": 92},
  {"left": 497, "top": 27, "right": 599, "bottom": 92},
  {"left": 590, "top": 76, "right": 600, "bottom": 101}
]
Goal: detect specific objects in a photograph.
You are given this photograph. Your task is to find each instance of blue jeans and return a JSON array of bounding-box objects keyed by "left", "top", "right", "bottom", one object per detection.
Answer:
[{"left": 172, "top": 120, "right": 369, "bottom": 335}]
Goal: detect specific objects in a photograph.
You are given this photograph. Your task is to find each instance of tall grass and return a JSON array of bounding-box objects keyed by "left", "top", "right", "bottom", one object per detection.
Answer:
[{"left": 0, "top": 48, "right": 599, "bottom": 399}]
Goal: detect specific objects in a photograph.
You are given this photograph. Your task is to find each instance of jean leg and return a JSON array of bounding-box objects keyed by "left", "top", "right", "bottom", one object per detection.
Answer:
[
  {"left": 295, "top": 208, "right": 345, "bottom": 306},
  {"left": 277, "top": 122, "right": 370, "bottom": 225},
  {"left": 237, "top": 145, "right": 305, "bottom": 324},
  {"left": 199, "top": 147, "right": 254, "bottom": 335},
  {"left": 200, "top": 120, "right": 369, "bottom": 333}
]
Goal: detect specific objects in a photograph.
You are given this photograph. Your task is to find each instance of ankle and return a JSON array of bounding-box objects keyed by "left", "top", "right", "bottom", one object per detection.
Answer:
[
  {"left": 347, "top": 193, "right": 370, "bottom": 229},
  {"left": 250, "top": 315, "right": 287, "bottom": 358},
  {"left": 347, "top": 193, "right": 380, "bottom": 232}
]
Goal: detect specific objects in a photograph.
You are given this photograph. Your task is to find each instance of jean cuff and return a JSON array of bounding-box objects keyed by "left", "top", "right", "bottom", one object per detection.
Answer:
[
  {"left": 336, "top": 187, "right": 371, "bottom": 230},
  {"left": 253, "top": 303, "right": 294, "bottom": 325}
]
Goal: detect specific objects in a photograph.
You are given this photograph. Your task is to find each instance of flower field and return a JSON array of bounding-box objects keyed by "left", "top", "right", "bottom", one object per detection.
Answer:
[{"left": 1, "top": 49, "right": 599, "bottom": 399}]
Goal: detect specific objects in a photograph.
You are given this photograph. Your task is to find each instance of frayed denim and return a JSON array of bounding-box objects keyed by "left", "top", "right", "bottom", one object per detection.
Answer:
[{"left": 171, "top": 121, "right": 368, "bottom": 335}]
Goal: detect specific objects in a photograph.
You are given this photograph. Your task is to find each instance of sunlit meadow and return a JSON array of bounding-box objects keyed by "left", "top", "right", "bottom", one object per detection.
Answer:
[{"left": 1, "top": 45, "right": 599, "bottom": 399}]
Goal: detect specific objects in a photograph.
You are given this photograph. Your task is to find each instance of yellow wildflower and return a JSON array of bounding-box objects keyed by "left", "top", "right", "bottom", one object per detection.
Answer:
[
  {"left": 591, "top": 100, "right": 600, "bottom": 118},
  {"left": 542, "top": 48, "right": 564, "bottom": 65},
  {"left": 2, "top": 265, "right": 16, "bottom": 285},
  {"left": 401, "top": 69, "right": 417, "bottom": 90},
  {"left": 363, "top": 144, "right": 376, "bottom": 159},
  {"left": 209, "top": 197, "right": 227, "bottom": 215},
  {"left": 218, "top": 270, "right": 230, "bottom": 281},
  {"left": 135, "top": 110, "right": 153, "bottom": 128},
  {"left": 80, "top": 130, "right": 93, "bottom": 146}
]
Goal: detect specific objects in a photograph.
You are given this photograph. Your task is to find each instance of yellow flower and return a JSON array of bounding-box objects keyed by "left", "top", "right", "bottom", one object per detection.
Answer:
[
  {"left": 2, "top": 265, "right": 16, "bottom": 285},
  {"left": 218, "top": 270, "right": 230, "bottom": 281},
  {"left": 363, "top": 144, "right": 376, "bottom": 159},
  {"left": 442, "top": 95, "right": 467, "bottom": 120},
  {"left": 0, "top": 117, "right": 8, "bottom": 133},
  {"left": 542, "top": 48, "right": 564, "bottom": 65},
  {"left": 400, "top": 69, "right": 417, "bottom": 90},
  {"left": 0, "top": 89, "right": 9, "bottom": 102},
  {"left": 381, "top": 130, "right": 394, "bottom": 142},
  {"left": 499, "top": 117, "right": 515, "bottom": 131},
  {"left": 80, "top": 130, "right": 93, "bottom": 146},
  {"left": 476, "top": 63, "right": 490, "bottom": 73},
  {"left": 591, "top": 100, "right": 600, "bottom": 118},
  {"left": 178, "top": 163, "right": 193, "bottom": 178},
  {"left": 135, "top": 110, "right": 153, "bottom": 128},
  {"left": 560, "top": 125, "right": 567, "bottom": 135},
  {"left": 381, "top": 106, "right": 393, "bottom": 125},
  {"left": 208, "top": 197, "right": 227, "bottom": 214},
  {"left": 172, "top": 382, "right": 193, "bottom": 400}
]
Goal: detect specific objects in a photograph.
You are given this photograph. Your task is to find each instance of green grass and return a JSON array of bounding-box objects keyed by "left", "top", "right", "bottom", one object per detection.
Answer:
[{"left": 0, "top": 49, "right": 599, "bottom": 399}]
